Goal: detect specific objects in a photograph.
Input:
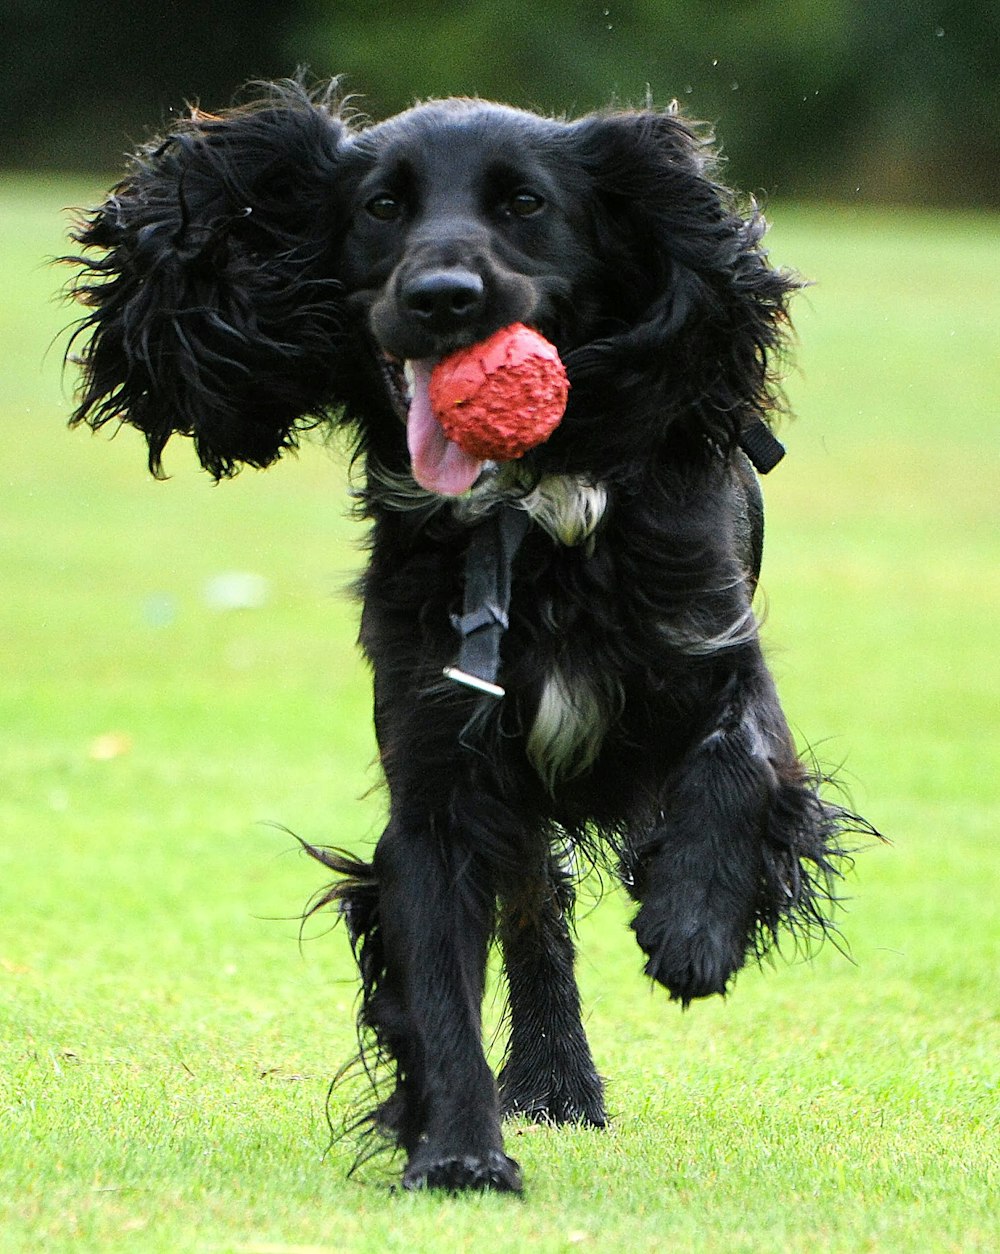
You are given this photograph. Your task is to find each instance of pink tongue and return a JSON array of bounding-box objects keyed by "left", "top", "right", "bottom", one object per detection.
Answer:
[{"left": 406, "top": 359, "right": 484, "bottom": 496}]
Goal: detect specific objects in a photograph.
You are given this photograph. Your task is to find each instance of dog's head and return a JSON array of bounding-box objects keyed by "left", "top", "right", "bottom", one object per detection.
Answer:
[
  {"left": 342, "top": 100, "right": 593, "bottom": 362},
  {"left": 66, "top": 80, "right": 798, "bottom": 486}
]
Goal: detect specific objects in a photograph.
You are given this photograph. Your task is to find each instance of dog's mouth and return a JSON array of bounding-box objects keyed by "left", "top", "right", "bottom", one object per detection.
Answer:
[{"left": 380, "top": 354, "right": 486, "bottom": 497}]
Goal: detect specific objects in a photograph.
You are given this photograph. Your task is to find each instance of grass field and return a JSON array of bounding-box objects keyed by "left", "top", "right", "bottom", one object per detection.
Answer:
[{"left": 1, "top": 176, "right": 997, "bottom": 1252}]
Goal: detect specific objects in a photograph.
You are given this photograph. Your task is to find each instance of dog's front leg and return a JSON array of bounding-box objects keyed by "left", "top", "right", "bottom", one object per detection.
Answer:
[
  {"left": 498, "top": 854, "right": 606, "bottom": 1127},
  {"left": 624, "top": 658, "right": 841, "bottom": 1004},
  {"left": 371, "top": 812, "right": 522, "bottom": 1193}
]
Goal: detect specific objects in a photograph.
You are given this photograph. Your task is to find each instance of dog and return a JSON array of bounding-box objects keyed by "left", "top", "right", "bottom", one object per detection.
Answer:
[{"left": 66, "top": 79, "right": 870, "bottom": 1194}]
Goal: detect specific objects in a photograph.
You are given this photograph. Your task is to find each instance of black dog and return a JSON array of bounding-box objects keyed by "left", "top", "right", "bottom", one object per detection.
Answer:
[{"left": 67, "top": 80, "right": 868, "bottom": 1194}]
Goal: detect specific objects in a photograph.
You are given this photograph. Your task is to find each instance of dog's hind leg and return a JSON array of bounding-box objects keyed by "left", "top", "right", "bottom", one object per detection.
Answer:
[
  {"left": 623, "top": 664, "right": 843, "bottom": 1005},
  {"left": 498, "top": 851, "right": 606, "bottom": 1127},
  {"left": 369, "top": 813, "right": 522, "bottom": 1194}
]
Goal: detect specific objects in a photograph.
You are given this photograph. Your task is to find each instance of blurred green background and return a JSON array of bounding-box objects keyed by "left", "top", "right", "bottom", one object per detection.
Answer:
[{"left": 5, "top": 0, "right": 999, "bottom": 205}]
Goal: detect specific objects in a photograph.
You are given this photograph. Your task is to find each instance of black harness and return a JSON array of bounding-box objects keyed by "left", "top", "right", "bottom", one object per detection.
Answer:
[
  {"left": 737, "top": 416, "right": 785, "bottom": 475},
  {"left": 444, "top": 504, "right": 530, "bottom": 699},
  {"left": 443, "top": 418, "right": 784, "bottom": 699}
]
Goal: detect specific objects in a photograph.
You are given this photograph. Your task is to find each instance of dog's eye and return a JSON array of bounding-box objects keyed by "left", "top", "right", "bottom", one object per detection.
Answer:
[
  {"left": 366, "top": 195, "right": 404, "bottom": 222},
  {"left": 506, "top": 191, "right": 545, "bottom": 218}
]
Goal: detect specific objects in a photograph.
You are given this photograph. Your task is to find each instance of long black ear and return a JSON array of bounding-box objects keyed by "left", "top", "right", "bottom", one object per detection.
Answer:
[
  {"left": 66, "top": 80, "right": 354, "bottom": 478},
  {"left": 563, "top": 107, "right": 803, "bottom": 458}
]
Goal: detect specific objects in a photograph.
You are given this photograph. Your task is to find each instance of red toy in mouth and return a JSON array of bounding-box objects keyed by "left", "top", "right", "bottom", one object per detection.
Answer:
[{"left": 404, "top": 323, "right": 569, "bottom": 496}]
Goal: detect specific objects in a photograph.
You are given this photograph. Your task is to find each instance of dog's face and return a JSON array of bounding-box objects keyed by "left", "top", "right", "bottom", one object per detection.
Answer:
[
  {"left": 332, "top": 102, "right": 603, "bottom": 493},
  {"left": 339, "top": 102, "right": 597, "bottom": 363}
]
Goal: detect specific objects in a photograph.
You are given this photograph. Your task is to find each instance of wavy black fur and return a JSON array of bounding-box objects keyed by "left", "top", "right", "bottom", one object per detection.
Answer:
[{"left": 65, "top": 78, "right": 878, "bottom": 1194}]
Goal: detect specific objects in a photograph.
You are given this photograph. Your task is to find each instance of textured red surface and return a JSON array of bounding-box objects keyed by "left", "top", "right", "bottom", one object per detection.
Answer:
[{"left": 429, "top": 323, "right": 569, "bottom": 461}]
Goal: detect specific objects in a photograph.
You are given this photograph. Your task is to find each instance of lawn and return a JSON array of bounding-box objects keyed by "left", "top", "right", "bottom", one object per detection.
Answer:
[{"left": 1, "top": 177, "right": 997, "bottom": 1252}]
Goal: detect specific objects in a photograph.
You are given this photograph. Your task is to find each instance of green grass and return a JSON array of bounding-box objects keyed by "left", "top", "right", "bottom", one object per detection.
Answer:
[{"left": 1, "top": 177, "right": 997, "bottom": 1252}]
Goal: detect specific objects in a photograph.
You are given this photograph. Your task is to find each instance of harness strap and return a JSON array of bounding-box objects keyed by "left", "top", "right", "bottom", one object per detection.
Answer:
[
  {"left": 739, "top": 418, "right": 785, "bottom": 473},
  {"left": 443, "top": 420, "right": 781, "bottom": 701},
  {"left": 444, "top": 504, "right": 531, "bottom": 700}
]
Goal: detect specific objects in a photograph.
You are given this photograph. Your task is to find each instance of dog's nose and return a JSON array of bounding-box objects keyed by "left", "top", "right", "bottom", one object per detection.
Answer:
[{"left": 401, "top": 269, "right": 486, "bottom": 328}]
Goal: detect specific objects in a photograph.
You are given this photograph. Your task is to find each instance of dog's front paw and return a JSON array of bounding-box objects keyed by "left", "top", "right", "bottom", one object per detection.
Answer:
[
  {"left": 499, "top": 1067, "right": 607, "bottom": 1128},
  {"left": 402, "top": 1148, "right": 523, "bottom": 1194}
]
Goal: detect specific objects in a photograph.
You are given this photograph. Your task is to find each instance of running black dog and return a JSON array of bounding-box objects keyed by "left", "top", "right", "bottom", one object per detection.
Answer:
[{"left": 67, "top": 80, "right": 868, "bottom": 1194}]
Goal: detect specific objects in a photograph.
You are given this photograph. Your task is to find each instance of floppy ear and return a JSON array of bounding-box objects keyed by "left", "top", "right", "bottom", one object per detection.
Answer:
[
  {"left": 66, "top": 81, "right": 354, "bottom": 478},
  {"left": 565, "top": 108, "right": 802, "bottom": 455}
]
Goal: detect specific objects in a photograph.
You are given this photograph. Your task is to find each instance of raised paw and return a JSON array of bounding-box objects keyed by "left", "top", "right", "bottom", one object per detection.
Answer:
[
  {"left": 631, "top": 900, "right": 752, "bottom": 1005},
  {"left": 402, "top": 1148, "right": 523, "bottom": 1194}
]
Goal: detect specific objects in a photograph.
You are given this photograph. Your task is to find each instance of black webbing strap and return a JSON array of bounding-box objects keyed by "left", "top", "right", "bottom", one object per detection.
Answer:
[
  {"left": 442, "top": 421, "right": 780, "bottom": 700},
  {"left": 739, "top": 418, "right": 785, "bottom": 474},
  {"left": 444, "top": 505, "right": 531, "bottom": 700}
]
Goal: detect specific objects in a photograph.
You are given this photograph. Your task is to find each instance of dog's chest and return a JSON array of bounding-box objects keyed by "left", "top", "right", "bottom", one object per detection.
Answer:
[{"left": 506, "top": 476, "right": 624, "bottom": 791}]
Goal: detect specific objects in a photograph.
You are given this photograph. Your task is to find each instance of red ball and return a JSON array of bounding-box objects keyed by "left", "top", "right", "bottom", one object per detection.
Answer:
[{"left": 429, "top": 324, "right": 569, "bottom": 462}]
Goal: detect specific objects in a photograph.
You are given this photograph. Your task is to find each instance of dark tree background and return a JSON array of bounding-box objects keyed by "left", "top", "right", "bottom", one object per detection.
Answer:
[{"left": 3, "top": 0, "right": 997, "bottom": 203}]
